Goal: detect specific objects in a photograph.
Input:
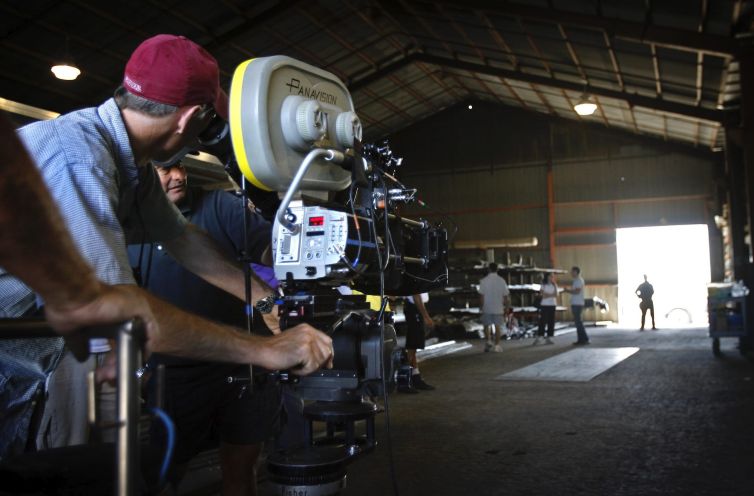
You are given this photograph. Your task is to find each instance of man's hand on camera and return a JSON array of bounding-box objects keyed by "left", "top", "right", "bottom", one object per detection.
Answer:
[
  {"left": 45, "top": 283, "right": 157, "bottom": 360},
  {"left": 257, "top": 323, "right": 334, "bottom": 375}
]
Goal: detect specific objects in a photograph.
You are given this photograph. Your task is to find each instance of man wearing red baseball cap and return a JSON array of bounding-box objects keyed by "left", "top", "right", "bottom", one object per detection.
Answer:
[
  {"left": 123, "top": 34, "right": 229, "bottom": 121},
  {"left": 116, "top": 34, "right": 229, "bottom": 168},
  {"left": 0, "top": 35, "right": 334, "bottom": 462}
]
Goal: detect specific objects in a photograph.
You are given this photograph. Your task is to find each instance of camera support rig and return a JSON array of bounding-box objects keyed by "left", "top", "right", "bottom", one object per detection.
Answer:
[{"left": 200, "top": 55, "right": 448, "bottom": 495}]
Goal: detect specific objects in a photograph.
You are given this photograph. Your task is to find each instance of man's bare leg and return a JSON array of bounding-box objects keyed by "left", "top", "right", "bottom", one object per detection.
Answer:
[
  {"left": 407, "top": 349, "right": 418, "bottom": 369},
  {"left": 484, "top": 325, "right": 493, "bottom": 352},
  {"left": 493, "top": 324, "right": 503, "bottom": 352},
  {"left": 219, "top": 442, "right": 263, "bottom": 496},
  {"left": 406, "top": 348, "right": 435, "bottom": 390}
]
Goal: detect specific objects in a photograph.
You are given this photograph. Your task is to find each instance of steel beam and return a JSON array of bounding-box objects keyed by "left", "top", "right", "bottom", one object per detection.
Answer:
[
  {"left": 724, "top": 130, "right": 749, "bottom": 277},
  {"left": 554, "top": 226, "right": 615, "bottom": 235},
  {"left": 547, "top": 162, "right": 556, "bottom": 267},
  {"left": 418, "top": 53, "right": 735, "bottom": 124},
  {"left": 733, "top": 46, "right": 754, "bottom": 346},
  {"left": 203, "top": 0, "right": 305, "bottom": 52},
  {"left": 736, "top": 52, "right": 754, "bottom": 272},
  {"left": 555, "top": 194, "right": 710, "bottom": 207},
  {"left": 434, "top": 0, "right": 739, "bottom": 57},
  {"left": 350, "top": 51, "right": 738, "bottom": 125}
]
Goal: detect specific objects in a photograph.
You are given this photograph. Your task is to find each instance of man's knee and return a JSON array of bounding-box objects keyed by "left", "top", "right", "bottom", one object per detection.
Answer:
[{"left": 220, "top": 442, "right": 262, "bottom": 475}]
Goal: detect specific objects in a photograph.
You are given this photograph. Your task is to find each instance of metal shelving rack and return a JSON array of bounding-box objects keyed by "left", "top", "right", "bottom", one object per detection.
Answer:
[{"left": 428, "top": 256, "right": 568, "bottom": 338}]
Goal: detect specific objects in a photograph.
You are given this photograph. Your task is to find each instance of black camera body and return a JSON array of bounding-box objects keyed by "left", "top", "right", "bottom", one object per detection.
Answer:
[
  {"left": 198, "top": 54, "right": 449, "bottom": 494},
  {"left": 261, "top": 143, "right": 448, "bottom": 494},
  {"left": 278, "top": 292, "right": 399, "bottom": 403}
]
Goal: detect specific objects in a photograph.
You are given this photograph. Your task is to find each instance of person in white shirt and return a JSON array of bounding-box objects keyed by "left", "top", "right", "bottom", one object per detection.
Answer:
[
  {"left": 533, "top": 273, "right": 558, "bottom": 345},
  {"left": 565, "top": 266, "right": 589, "bottom": 345},
  {"left": 400, "top": 293, "right": 435, "bottom": 393},
  {"left": 478, "top": 263, "right": 510, "bottom": 352}
]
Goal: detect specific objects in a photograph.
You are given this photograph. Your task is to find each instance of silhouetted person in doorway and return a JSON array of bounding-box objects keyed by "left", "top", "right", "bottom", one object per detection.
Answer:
[{"left": 636, "top": 275, "right": 656, "bottom": 331}]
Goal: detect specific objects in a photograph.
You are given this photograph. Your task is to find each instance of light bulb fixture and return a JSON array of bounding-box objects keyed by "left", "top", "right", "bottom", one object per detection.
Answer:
[
  {"left": 573, "top": 93, "right": 596, "bottom": 116},
  {"left": 468, "top": 104, "right": 473, "bottom": 110},
  {"left": 51, "top": 63, "right": 81, "bottom": 81},
  {"left": 51, "top": 37, "right": 81, "bottom": 81}
]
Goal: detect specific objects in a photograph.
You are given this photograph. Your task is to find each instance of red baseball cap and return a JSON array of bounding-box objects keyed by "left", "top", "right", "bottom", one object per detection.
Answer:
[{"left": 123, "top": 34, "right": 228, "bottom": 120}]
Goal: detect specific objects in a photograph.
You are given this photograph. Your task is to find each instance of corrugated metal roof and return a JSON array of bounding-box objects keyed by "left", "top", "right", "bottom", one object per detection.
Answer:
[{"left": 0, "top": 0, "right": 747, "bottom": 151}]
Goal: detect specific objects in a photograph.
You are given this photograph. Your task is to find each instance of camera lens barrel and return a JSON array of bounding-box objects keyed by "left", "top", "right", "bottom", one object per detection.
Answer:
[{"left": 267, "top": 446, "right": 349, "bottom": 496}]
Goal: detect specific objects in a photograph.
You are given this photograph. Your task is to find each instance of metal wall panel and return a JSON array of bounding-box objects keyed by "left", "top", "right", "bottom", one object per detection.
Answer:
[
  {"left": 406, "top": 166, "right": 549, "bottom": 243},
  {"left": 555, "top": 205, "right": 616, "bottom": 230},
  {"left": 615, "top": 198, "right": 708, "bottom": 227},
  {"left": 557, "top": 245, "right": 619, "bottom": 284},
  {"left": 391, "top": 102, "right": 720, "bottom": 281},
  {"left": 553, "top": 153, "right": 714, "bottom": 203}
]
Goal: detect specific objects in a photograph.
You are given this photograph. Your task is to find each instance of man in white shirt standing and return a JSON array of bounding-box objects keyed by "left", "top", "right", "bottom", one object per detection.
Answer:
[
  {"left": 478, "top": 263, "right": 510, "bottom": 353},
  {"left": 565, "top": 266, "right": 589, "bottom": 345}
]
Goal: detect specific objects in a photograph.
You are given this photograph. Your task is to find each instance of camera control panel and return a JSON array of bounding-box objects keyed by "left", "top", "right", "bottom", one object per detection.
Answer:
[{"left": 273, "top": 202, "right": 351, "bottom": 281}]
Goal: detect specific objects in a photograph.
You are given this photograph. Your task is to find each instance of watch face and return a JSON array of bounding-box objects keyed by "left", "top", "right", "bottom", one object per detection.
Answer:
[{"left": 256, "top": 296, "right": 274, "bottom": 313}]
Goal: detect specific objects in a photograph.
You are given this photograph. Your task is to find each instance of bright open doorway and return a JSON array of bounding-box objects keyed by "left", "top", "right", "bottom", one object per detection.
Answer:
[{"left": 616, "top": 225, "right": 711, "bottom": 328}]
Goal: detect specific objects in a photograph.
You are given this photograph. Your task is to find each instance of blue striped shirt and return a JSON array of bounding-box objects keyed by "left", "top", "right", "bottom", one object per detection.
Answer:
[{"left": 0, "top": 98, "right": 187, "bottom": 458}]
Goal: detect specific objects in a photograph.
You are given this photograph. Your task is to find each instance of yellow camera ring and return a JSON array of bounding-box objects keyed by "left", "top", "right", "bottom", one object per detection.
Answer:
[{"left": 229, "top": 58, "right": 272, "bottom": 191}]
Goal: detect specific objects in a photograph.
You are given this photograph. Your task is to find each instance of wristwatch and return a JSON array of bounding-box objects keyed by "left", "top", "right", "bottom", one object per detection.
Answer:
[{"left": 254, "top": 294, "right": 277, "bottom": 314}]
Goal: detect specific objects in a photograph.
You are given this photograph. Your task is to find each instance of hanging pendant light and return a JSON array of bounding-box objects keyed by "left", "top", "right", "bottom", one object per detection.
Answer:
[
  {"left": 51, "top": 63, "right": 81, "bottom": 80},
  {"left": 573, "top": 93, "right": 597, "bottom": 116},
  {"left": 51, "top": 37, "right": 81, "bottom": 81}
]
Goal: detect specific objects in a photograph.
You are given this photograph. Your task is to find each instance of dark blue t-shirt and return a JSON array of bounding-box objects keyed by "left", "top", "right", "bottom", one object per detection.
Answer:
[{"left": 127, "top": 187, "right": 272, "bottom": 368}]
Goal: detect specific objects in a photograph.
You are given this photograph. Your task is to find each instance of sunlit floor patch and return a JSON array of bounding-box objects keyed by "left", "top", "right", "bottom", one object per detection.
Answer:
[
  {"left": 497, "top": 347, "right": 640, "bottom": 382},
  {"left": 417, "top": 340, "right": 473, "bottom": 363}
]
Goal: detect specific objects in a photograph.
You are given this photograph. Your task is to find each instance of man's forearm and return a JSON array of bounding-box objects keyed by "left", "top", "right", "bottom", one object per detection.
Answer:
[
  {"left": 144, "top": 291, "right": 334, "bottom": 374},
  {"left": 145, "top": 291, "right": 261, "bottom": 363},
  {"left": 0, "top": 115, "right": 100, "bottom": 310},
  {"left": 165, "top": 223, "right": 274, "bottom": 302}
]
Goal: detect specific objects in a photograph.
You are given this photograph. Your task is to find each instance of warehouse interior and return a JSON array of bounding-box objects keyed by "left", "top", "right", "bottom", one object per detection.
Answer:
[{"left": 1, "top": 1, "right": 754, "bottom": 495}]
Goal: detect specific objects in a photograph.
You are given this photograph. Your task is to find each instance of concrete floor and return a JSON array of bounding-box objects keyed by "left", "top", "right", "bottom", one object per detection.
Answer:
[{"left": 258, "top": 326, "right": 754, "bottom": 496}]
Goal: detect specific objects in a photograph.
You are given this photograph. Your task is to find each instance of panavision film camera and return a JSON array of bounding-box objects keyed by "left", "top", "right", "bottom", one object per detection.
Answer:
[{"left": 200, "top": 56, "right": 448, "bottom": 495}]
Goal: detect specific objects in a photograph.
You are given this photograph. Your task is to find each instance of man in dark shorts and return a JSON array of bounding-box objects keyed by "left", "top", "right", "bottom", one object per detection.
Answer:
[
  {"left": 636, "top": 274, "right": 657, "bottom": 331},
  {"left": 128, "top": 161, "right": 278, "bottom": 495},
  {"left": 400, "top": 293, "right": 435, "bottom": 393}
]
